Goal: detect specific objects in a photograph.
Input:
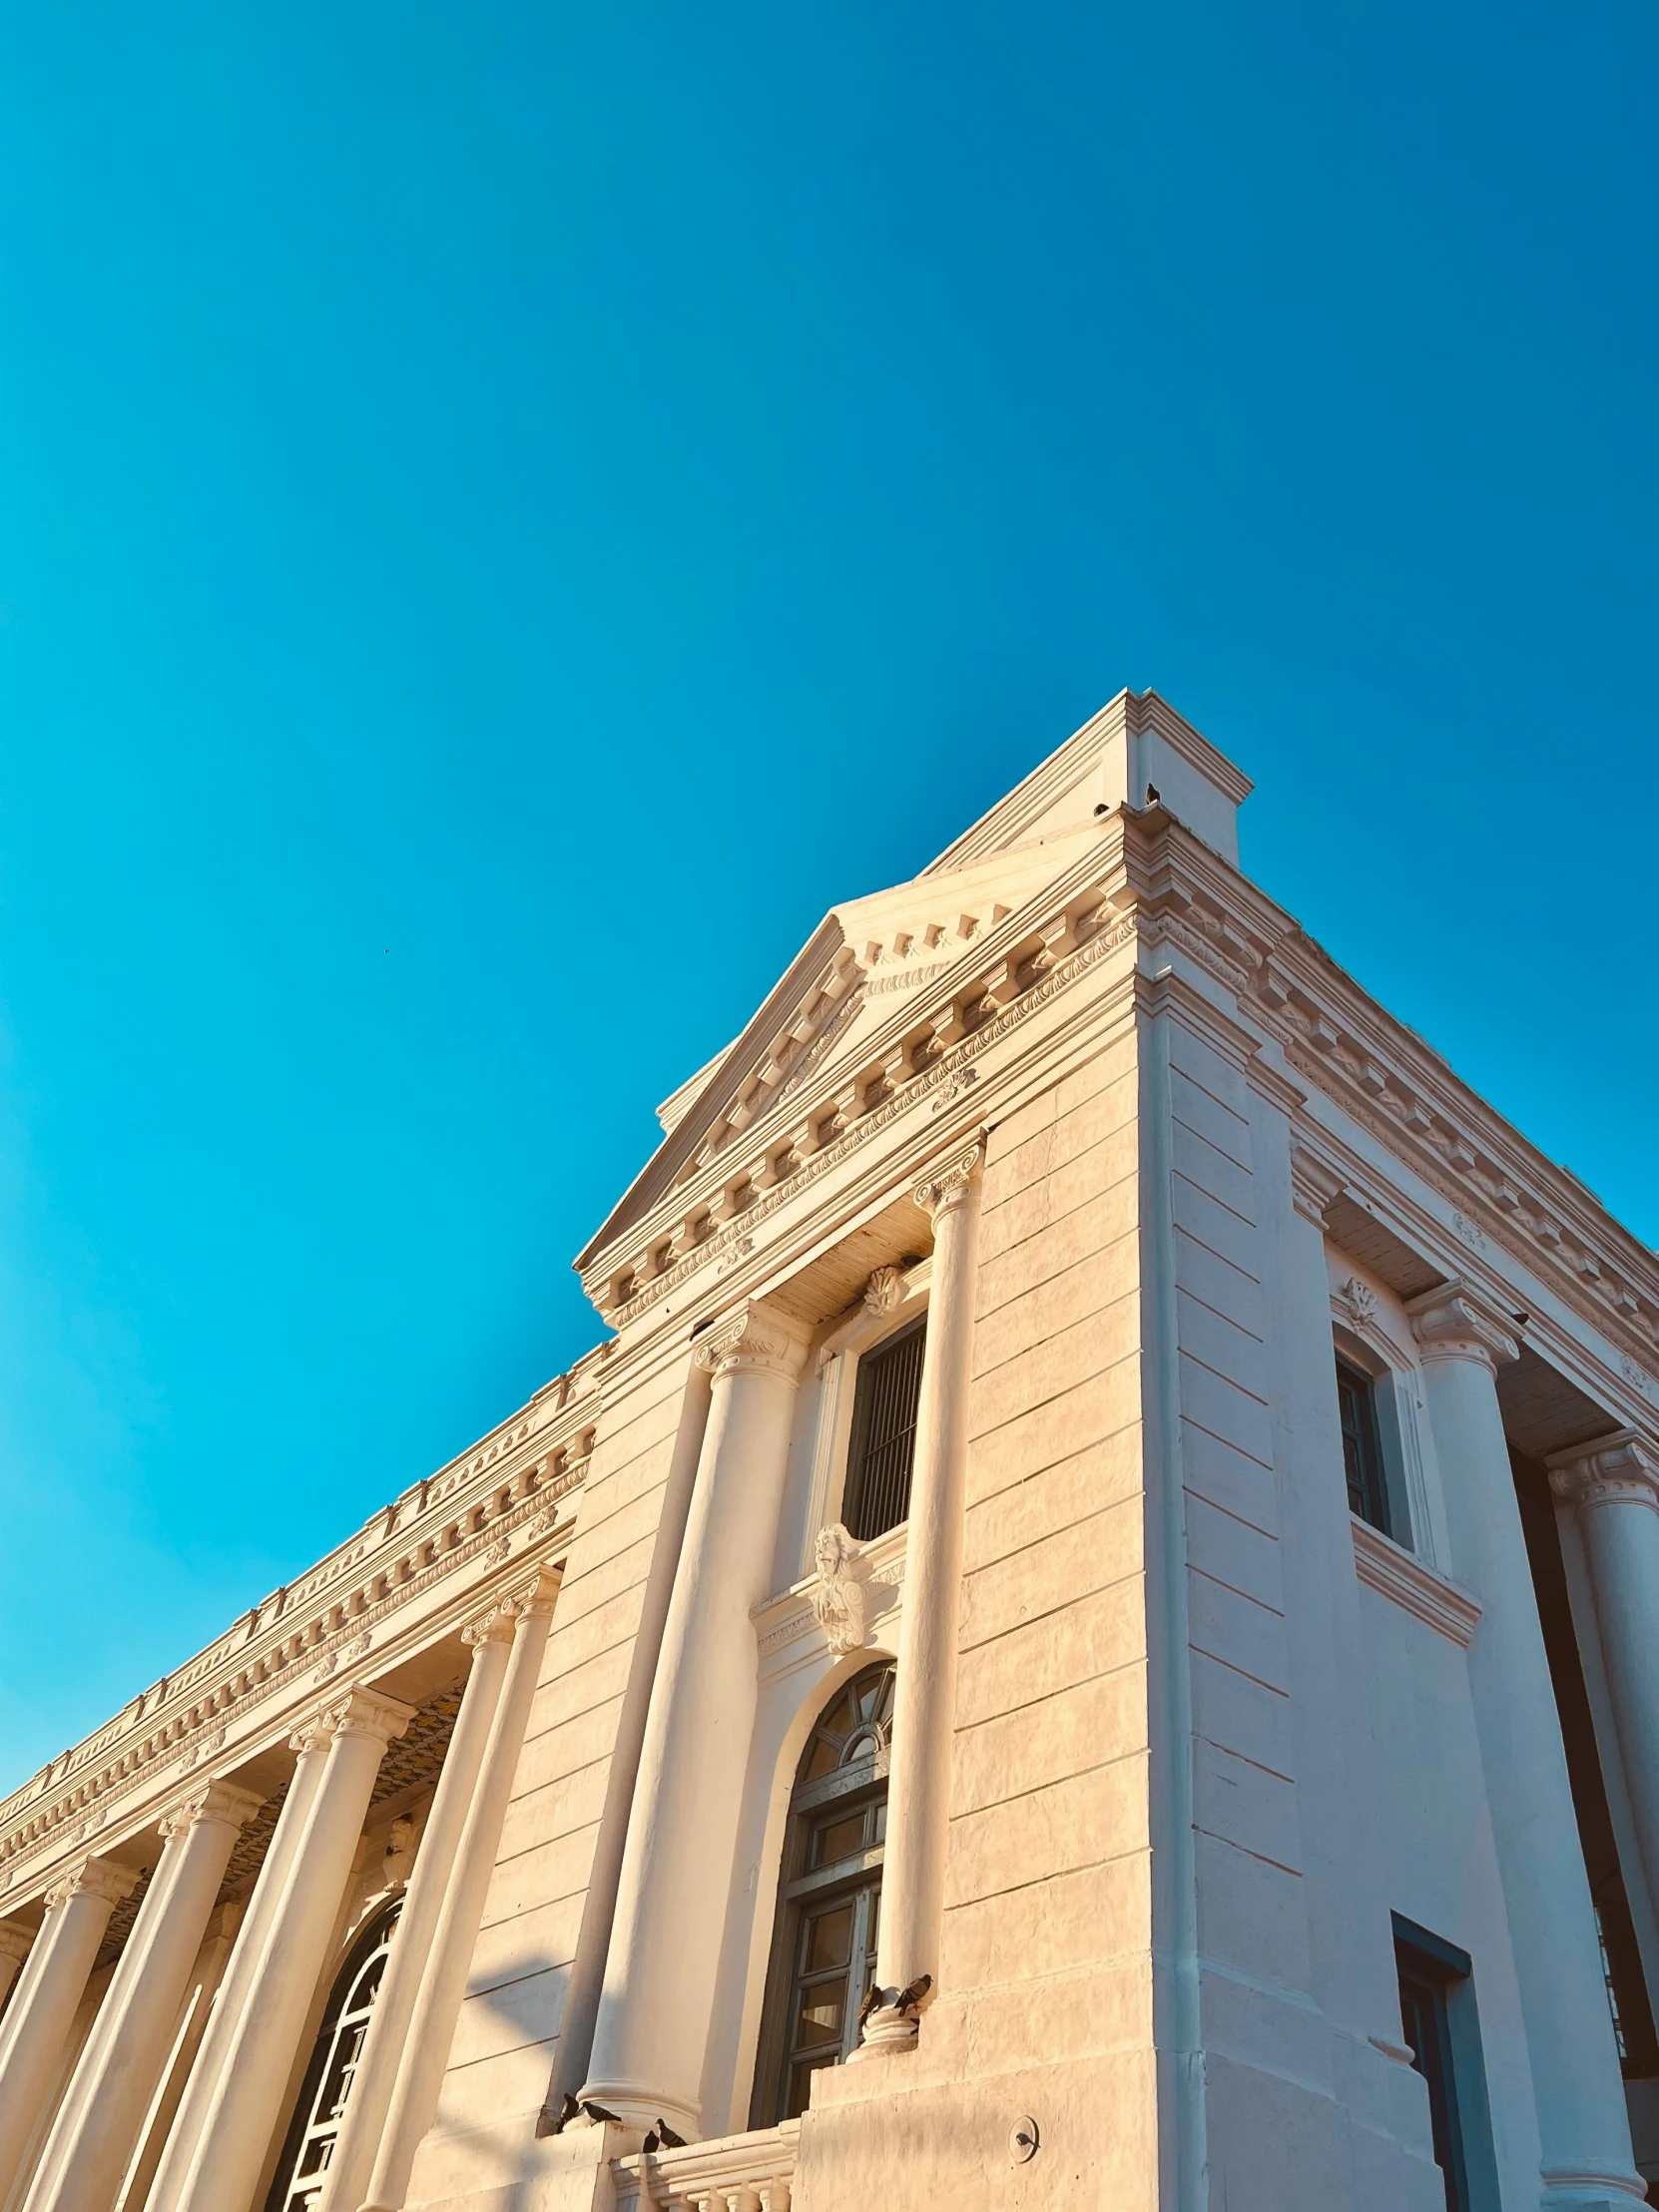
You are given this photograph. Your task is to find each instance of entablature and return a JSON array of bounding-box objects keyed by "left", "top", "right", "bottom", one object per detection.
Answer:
[{"left": 0, "top": 1344, "right": 609, "bottom": 1908}]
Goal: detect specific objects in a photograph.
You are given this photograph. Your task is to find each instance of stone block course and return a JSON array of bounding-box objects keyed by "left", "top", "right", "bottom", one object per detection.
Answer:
[
  {"left": 954, "top": 1573, "right": 1147, "bottom": 1730},
  {"left": 958, "top": 1497, "right": 1143, "bottom": 1650},
  {"left": 951, "top": 1661, "right": 1147, "bottom": 1817},
  {"left": 945, "top": 1753, "right": 1151, "bottom": 1909}
]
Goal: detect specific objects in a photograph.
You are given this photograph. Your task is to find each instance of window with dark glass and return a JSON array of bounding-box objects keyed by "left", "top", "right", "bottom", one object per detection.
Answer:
[
  {"left": 752, "top": 1663, "right": 894, "bottom": 2126},
  {"left": 1394, "top": 1916, "right": 1489, "bottom": 2212},
  {"left": 841, "top": 1317, "right": 926, "bottom": 1541},
  {"left": 264, "top": 1899, "right": 401, "bottom": 2212},
  {"left": 1337, "top": 1355, "right": 1390, "bottom": 1534}
]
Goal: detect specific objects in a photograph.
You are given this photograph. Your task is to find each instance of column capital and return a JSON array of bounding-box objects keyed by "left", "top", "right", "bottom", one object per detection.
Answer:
[
  {"left": 692, "top": 1301, "right": 811, "bottom": 1382},
  {"left": 912, "top": 1137, "right": 986, "bottom": 1223},
  {"left": 1405, "top": 1282, "right": 1520, "bottom": 1373},
  {"left": 158, "top": 1779, "right": 266, "bottom": 1842},
  {"left": 44, "top": 1855, "right": 139, "bottom": 1911},
  {"left": 462, "top": 1605, "right": 518, "bottom": 1649},
  {"left": 465, "top": 1566, "right": 561, "bottom": 1646},
  {"left": 0, "top": 1924, "right": 32, "bottom": 1965},
  {"left": 321, "top": 1686, "right": 416, "bottom": 1749},
  {"left": 1547, "top": 1428, "right": 1659, "bottom": 1514}
]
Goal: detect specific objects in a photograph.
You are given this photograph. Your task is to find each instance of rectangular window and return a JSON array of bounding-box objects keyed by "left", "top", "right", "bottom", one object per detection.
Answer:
[
  {"left": 841, "top": 1316, "right": 926, "bottom": 1540},
  {"left": 1393, "top": 1915, "right": 1492, "bottom": 2212},
  {"left": 1337, "top": 1354, "right": 1390, "bottom": 1534}
]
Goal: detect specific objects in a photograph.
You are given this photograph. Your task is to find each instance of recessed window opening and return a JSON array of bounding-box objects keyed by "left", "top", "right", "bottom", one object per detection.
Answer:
[
  {"left": 841, "top": 1316, "right": 926, "bottom": 1541},
  {"left": 753, "top": 1663, "right": 894, "bottom": 2126},
  {"left": 1393, "top": 1915, "right": 1498, "bottom": 2212},
  {"left": 264, "top": 1897, "right": 402, "bottom": 2212},
  {"left": 1337, "top": 1354, "right": 1390, "bottom": 1536}
]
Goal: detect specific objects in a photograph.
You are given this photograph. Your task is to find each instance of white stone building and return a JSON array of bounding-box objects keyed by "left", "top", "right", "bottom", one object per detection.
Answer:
[{"left": 2, "top": 689, "right": 1658, "bottom": 2212}]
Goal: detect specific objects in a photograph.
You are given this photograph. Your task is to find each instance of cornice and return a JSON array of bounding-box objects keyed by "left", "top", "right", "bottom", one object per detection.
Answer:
[
  {"left": 1117, "top": 810, "right": 1659, "bottom": 1380},
  {"left": 1352, "top": 1521, "right": 1482, "bottom": 1648},
  {"left": 591, "top": 859, "right": 1143, "bottom": 1323},
  {"left": 923, "top": 689, "right": 1252, "bottom": 877},
  {"left": 0, "top": 1400, "right": 593, "bottom": 1906}
]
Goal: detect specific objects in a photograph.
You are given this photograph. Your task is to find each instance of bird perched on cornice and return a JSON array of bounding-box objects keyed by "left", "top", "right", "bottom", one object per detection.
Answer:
[{"left": 643, "top": 2118, "right": 687, "bottom": 2152}]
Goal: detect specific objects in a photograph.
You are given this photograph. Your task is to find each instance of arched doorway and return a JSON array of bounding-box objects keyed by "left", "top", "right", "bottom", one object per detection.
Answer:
[
  {"left": 752, "top": 1661, "right": 894, "bottom": 2125},
  {"left": 263, "top": 1897, "right": 401, "bottom": 2212}
]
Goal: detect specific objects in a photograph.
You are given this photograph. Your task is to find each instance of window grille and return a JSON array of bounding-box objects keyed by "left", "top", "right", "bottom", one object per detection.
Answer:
[
  {"left": 264, "top": 1899, "right": 402, "bottom": 2212},
  {"left": 842, "top": 1318, "right": 926, "bottom": 1540},
  {"left": 753, "top": 1663, "right": 894, "bottom": 2124}
]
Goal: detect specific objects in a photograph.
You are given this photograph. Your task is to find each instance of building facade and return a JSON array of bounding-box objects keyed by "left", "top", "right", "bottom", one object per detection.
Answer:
[{"left": 2, "top": 689, "right": 1658, "bottom": 2212}]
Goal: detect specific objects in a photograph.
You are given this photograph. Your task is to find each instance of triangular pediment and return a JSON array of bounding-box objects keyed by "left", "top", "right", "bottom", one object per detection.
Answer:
[
  {"left": 578, "top": 834, "right": 1099, "bottom": 1272},
  {"left": 578, "top": 689, "right": 1251, "bottom": 1279}
]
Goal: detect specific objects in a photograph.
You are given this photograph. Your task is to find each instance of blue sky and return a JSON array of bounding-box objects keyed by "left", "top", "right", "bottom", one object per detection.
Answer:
[{"left": 1, "top": 0, "right": 1654, "bottom": 1792}]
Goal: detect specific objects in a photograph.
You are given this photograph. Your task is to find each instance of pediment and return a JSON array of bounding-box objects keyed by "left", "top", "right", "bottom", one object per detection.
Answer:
[
  {"left": 579, "top": 688, "right": 1252, "bottom": 1280},
  {"left": 578, "top": 834, "right": 1101, "bottom": 1272}
]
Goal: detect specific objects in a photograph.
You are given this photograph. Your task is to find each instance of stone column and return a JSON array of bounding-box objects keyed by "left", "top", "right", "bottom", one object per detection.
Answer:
[
  {"left": 856, "top": 1140, "right": 984, "bottom": 2057},
  {"left": 22, "top": 1779, "right": 263, "bottom": 2212},
  {"left": 1407, "top": 1286, "right": 1643, "bottom": 2208},
  {"left": 358, "top": 1570, "right": 561, "bottom": 2212},
  {"left": 0, "top": 1855, "right": 139, "bottom": 2198},
  {"left": 0, "top": 1926, "right": 32, "bottom": 2014},
  {"left": 1548, "top": 1428, "right": 1659, "bottom": 1936},
  {"left": 581, "top": 1302, "right": 812, "bottom": 2138},
  {"left": 146, "top": 1718, "right": 335, "bottom": 2212},
  {"left": 170, "top": 1687, "right": 413, "bottom": 2212}
]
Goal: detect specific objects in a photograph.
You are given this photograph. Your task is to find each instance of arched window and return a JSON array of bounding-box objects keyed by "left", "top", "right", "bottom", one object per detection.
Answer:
[
  {"left": 263, "top": 1898, "right": 401, "bottom": 2212},
  {"left": 751, "top": 1662, "right": 894, "bottom": 2126}
]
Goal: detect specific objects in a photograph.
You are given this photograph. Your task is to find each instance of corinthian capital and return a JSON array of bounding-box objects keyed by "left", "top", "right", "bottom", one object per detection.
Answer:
[
  {"left": 322, "top": 1685, "right": 416, "bottom": 1748},
  {"left": 692, "top": 1302, "right": 811, "bottom": 1382},
  {"left": 158, "top": 1779, "right": 266, "bottom": 1842},
  {"left": 1547, "top": 1428, "right": 1659, "bottom": 1514},
  {"left": 45, "top": 1855, "right": 139, "bottom": 1911},
  {"left": 1405, "top": 1283, "right": 1520, "bottom": 1374},
  {"left": 912, "top": 1137, "right": 986, "bottom": 1222}
]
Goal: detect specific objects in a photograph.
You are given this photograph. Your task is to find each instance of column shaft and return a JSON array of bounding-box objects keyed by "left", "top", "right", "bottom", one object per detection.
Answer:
[
  {"left": 1409, "top": 1288, "right": 1642, "bottom": 2207},
  {"left": 858, "top": 1142, "right": 983, "bottom": 2055},
  {"left": 0, "top": 1929, "right": 31, "bottom": 2016},
  {"left": 24, "top": 1781, "right": 263, "bottom": 2212},
  {"left": 582, "top": 1303, "right": 811, "bottom": 2137},
  {"left": 359, "top": 1572, "right": 560, "bottom": 2212},
  {"left": 171, "top": 1687, "right": 413, "bottom": 2212},
  {"left": 146, "top": 1728, "right": 333, "bottom": 2212},
  {"left": 315, "top": 1619, "right": 515, "bottom": 2212},
  {"left": 0, "top": 1857, "right": 139, "bottom": 2199},
  {"left": 1548, "top": 1431, "right": 1659, "bottom": 1934}
]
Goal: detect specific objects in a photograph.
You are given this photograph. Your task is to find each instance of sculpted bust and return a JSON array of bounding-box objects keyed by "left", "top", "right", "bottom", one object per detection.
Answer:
[{"left": 810, "top": 1523, "right": 868, "bottom": 1655}]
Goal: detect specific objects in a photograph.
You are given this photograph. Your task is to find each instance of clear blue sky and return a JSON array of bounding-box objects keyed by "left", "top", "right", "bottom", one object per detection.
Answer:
[{"left": 1, "top": 0, "right": 1654, "bottom": 1793}]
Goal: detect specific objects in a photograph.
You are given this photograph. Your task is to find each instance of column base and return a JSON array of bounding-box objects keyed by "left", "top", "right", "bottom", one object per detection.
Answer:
[
  {"left": 846, "top": 2004, "right": 918, "bottom": 2060},
  {"left": 571, "top": 2077, "right": 700, "bottom": 2144},
  {"left": 1540, "top": 2165, "right": 1650, "bottom": 2207}
]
